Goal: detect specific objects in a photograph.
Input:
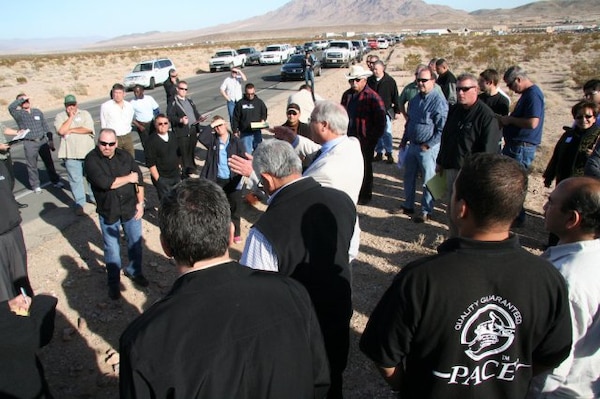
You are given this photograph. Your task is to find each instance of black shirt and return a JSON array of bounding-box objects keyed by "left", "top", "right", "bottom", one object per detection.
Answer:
[
  {"left": 367, "top": 72, "right": 401, "bottom": 115},
  {"left": 145, "top": 132, "right": 180, "bottom": 179},
  {"left": 478, "top": 92, "right": 510, "bottom": 116},
  {"left": 85, "top": 147, "right": 143, "bottom": 224}
]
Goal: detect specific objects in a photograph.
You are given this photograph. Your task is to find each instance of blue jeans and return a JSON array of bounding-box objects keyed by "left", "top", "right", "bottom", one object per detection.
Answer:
[
  {"left": 65, "top": 159, "right": 95, "bottom": 208},
  {"left": 305, "top": 69, "right": 315, "bottom": 90},
  {"left": 375, "top": 115, "right": 393, "bottom": 154},
  {"left": 226, "top": 100, "right": 236, "bottom": 125},
  {"left": 240, "top": 130, "right": 263, "bottom": 154},
  {"left": 403, "top": 143, "right": 439, "bottom": 215},
  {"left": 99, "top": 214, "right": 143, "bottom": 288},
  {"left": 502, "top": 142, "right": 537, "bottom": 222}
]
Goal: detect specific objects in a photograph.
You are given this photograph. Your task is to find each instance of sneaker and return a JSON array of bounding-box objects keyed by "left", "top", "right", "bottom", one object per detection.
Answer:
[
  {"left": 124, "top": 271, "right": 149, "bottom": 287},
  {"left": 388, "top": 206, "right": 414, "bottom": 215},
  {"left": 53, "top": 181, "right": 65, "bottom": 188},
  {"left": 385, "top": 153, "right": 395, "bottom": 164},
  {"left": 373, "top": 153, "right": 383, "bottom": 162},
  {"left": 233, "top": 236, "right": 242, "bottom": 244},
  {"left": 33, "top": 187, "right": 42, "bottom": 194},
  {"left": 108, "top": 286, "right": 121, "bottom": 300}
]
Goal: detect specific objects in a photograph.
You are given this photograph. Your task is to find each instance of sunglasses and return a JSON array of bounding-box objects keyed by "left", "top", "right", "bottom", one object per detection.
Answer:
[
  {"left": 287, "top": 110, "right": 298, "bottom": 115},
  {"left": 575, "top": 114, "right": 595, "bottom": 120},
  {"left": 157, "top": 122, "right": 169, "bottom": 125},
  {"left": 178, "top": 87, "right": 188, "bottom": 91},
  {"left": 349, "top": 78, "right": 363, "bottom": 83},
  {"left": 416, "top": 78, "right": 431, "bottom": 83},
  {"left": 456, "top": 86, "right": 476, "bottom": 92},
  {"left": 99, "top": 141, "right": 117, "bottom": 147}
]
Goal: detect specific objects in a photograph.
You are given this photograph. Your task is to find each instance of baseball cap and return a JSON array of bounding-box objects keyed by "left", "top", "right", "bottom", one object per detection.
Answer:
[
  {"left": 287, "top": 103, "right": 301, "bottom": 113},
  {"left": 64, "top": 94, "right": 77, "bottom": 105},
  {"left": 210, "top": 116, "right": 226, "bottom": 128}
]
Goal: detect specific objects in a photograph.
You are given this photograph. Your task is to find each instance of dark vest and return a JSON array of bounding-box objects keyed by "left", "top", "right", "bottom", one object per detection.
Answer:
[{"left": 254, "top": 177, "right": 356, "bottom": 322}]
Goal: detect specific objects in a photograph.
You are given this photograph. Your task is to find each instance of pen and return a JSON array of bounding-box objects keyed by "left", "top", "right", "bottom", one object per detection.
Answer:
[{"left": 20, "top": 287, "right": 31, "bottom": 306}]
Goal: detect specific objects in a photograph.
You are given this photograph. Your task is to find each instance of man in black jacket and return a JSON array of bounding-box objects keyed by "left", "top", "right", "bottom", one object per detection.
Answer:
[
  {"left": 436, "top": 73, "right": 502, "bottom": 236},
  {"left": 368, "top": 60, "right": 401, "bottom": 163},
  {"left": 232, "top": 83, "right": 268, "bottom": 154},
  {"left": 145, "top": 114, "right": 180, "bottom": 202},
  {"left": 167, "top": 80, "right": 207, "bottom": 178},
  {"left": 241, "top": 140, "right": 356, "bottom": 399}
]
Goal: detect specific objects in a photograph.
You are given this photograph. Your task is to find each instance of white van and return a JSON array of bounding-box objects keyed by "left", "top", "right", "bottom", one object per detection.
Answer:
[{"left": 123, "top": 58, "right": 175, "bottom": 90}]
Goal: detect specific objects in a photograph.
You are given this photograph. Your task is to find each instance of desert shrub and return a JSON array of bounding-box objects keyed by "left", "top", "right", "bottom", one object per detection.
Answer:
[
  {"left": 69, "top": 83, "right": 88, "bottom": 96},
  {"left": 70, "top": 67, "right": 80, "bottom": 81},
  {"left": 0, "top": 99, "right": 7, "bottom": 106},
  {"left": 47, "top": 87, "right": 64, "bottom": 100},
  {"left": 452, "top": 45, "right": 469, "bottom": 63},
  {"left": 16, "top": 76, "right": 27, "bottom": 84},
  {"left": 571, "top": 56, "right": 600, "bottom": 87},
  {"left": 403, "top": 53, "right": 422, "bottom": 73}
]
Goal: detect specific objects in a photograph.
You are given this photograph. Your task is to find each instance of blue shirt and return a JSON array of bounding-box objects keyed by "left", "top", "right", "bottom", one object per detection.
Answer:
[
  {"left": 404, "top": 90, "right": 448, "bottom": 148},
  {"left": 503, "top": 84, "right": 545, "bottom": 145},
  {"left": 217, "top": 136, "right": 230, "bottom": 179}
]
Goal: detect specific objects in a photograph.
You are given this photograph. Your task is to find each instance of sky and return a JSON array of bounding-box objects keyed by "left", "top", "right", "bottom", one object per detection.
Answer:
[{"left": 3, "top": 0, "right": 539, "bottom": 40}]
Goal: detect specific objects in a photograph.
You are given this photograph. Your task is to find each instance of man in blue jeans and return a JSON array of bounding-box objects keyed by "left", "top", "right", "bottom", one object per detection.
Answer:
[
  {"left": 499, "top": 66, "right": 545, "bottom": 227},
  {"left": 232, "top": 83, "right": 268, "bottom": 154},
  {"left": 85, "top": 128, "right": 148, "bottom": 300},
  {"left": 399, "top": 66, "right": 448, "bottom": 223}
]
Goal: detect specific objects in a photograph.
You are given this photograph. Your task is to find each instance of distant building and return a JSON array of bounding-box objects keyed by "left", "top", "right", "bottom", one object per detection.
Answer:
[{"left": 418, "top": 29, "right": 449, "bottom": 36}]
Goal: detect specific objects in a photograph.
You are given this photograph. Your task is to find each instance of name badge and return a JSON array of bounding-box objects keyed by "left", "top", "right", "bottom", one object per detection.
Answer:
[
  {"left": 565, "top": 136, "right": 573, "bottom": 143},
  {"left": 34, "top": 115, "right": 41, "bottom": 120}
]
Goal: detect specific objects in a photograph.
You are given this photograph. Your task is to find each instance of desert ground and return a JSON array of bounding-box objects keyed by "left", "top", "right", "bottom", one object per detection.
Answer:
[{"left": 10, "top": 32, "right": 599, "bottom": 397}]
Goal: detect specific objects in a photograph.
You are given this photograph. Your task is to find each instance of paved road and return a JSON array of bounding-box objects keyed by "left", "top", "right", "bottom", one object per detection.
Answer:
[{"left": 4, "top": 60, "right": 336, "bottom": 229}]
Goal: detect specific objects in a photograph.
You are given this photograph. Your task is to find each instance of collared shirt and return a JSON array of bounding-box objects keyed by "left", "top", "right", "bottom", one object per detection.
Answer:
[
  {"left": 220, "top": 76, "right": 244, "bottom": 102},
  {"left": 100, "top": 99, "right": 134, "bottom": 136},
  {"left": 340, "top": 85, "right": 387, "bottom": 147},
  {"left": 84, "top": 147, "right": 143, "bottom": 224},
  {"left": 217, "top": 136, "right": 231, "bottom": 179},
  {"left": 240, "top": 177, "right": 310, "bottom": 271},
  {"left": 53, "top": 109, "right": 96, "bottom": 159},
  {"left": 404, "top": 89, "right": 448, "bottom": 148},
  {"left": 130, "top": 95, "right": 159, "bottom": 123},
  {"left": 8, "top": 99, "right": 50, "bottom": 139},
  {"left": 533, "top": 239, "right": 600, "bottom": 398}
]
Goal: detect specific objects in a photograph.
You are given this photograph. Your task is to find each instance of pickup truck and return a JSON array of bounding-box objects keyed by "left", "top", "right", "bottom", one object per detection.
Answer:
[
  {"left": 237, "top": 47, "right": 261, "bottom": 65},
  {"left": 322, "top": 40, "right": 357, "bottom": 68},
  {"left": 209, "top": 49, "right": 245, "bottom": 73},
  {"left": 260, "top": 44, "right": 289, "bottom": 65}
]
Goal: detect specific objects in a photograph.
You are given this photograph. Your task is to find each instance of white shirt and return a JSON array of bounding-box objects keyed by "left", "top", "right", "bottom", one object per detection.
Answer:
[
  {"left": 220, "top": 76, "right": 243, "bottom": 102},
  {"left": 531, "top": 239, "right": 600, "bottom": 398},
  {"left": 130, "top": 95, "right": 159, "bottom": 123},
  {"left": 100, "top": 100, "right": 134, "bottom": 136}
]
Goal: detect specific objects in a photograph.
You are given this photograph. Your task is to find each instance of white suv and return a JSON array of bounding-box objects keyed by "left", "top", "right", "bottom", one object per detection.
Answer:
[{"left": 123, "top": 58, "right": 175, "bottom": 90}]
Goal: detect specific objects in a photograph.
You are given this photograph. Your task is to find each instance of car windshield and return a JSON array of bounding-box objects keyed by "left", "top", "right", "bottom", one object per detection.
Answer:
[
  {"left": 287, "top": 55, "right": 304, "bottom": 63},
  {"left": 238, "top": 48, "right": 250, "bottom": 54},
  {"left": 133, "top": 63, "right": 152, "bottom": 72},
  {"left": 330, "top": 42, "right": 349, "bottom": 49},
  {"left": 215, "top": 51, "right": 233, "bottom": 57},
  {"left": 265, "top": 46, "right": 281, "bottom": 52}
]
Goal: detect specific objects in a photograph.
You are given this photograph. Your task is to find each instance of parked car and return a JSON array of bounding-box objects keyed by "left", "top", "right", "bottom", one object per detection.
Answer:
[
  {"left": 322, "top": 40, "right": 357, "bottom": 68},
  {"left": 280, "top": 54, "right": 322, "bottom": 81},
  {"left": 123, "top": 58, "right": 174, "bottom": 90},
  {"left": 237, "top": 47, "right": 261, "bottom": 65},
  {"left": 351, "top": 40, "right": 366, "bottom": 62},
  {"left": 377, "top": 37, "right": 390, "bottom": 49},
  {"left": 260, "top": 44, "right": 289, "bottom": 65},
  {"left": 303, "top": 41, "right": 316, "bottom": 52},
  {"left": 368, "top": 38, "right": 379, "bottom": 50},
  {"left": 209, "top": 49, "right": 245, "bottom": 72}
]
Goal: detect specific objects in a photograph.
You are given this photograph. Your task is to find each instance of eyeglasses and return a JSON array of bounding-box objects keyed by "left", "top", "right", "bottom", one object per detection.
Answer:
[
  {"left": 349, "top": 78, "right": 363, "bottom": 83},
  {"left": 157, "top": 122, "right": 169, "bottom": 125},
  {"left": 416, "top": 78, "right": 431, "bottom": 83},
  {"left": 456, "top": 86, "right": 476, "bottom": 92},
  {"left": 99, "top": 141, "right": 117, "bottom": 147},
  {"left": 575, "top": 114, "right": 595, "bottom": 120},
  {"left": 287, "top": 110, "right": 298, "bottom": 116},
  {"left": 178, "top": 87, "right": 188, "bottom": 91}
]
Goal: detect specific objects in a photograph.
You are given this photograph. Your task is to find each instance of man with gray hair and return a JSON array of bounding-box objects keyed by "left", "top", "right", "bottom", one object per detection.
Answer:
[
  {"left": 498, "top": 65, "right": 545, "bottom": 227},
  {"left": 528, "top": 177, "right": 600, "bottom": 398},
  {"left": 436, "top": 73, "right": 502, "bottom": 236},
  {"left": 241, "top": 139, "right": 356, "bottom": 399}
]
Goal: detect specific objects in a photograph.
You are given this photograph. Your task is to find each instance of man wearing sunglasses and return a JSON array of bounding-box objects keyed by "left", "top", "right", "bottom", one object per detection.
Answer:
[
  {"left": 341, "top": 65, "right": 386, "bottom": 205},
  {"left": 145, "top": 114, "right": 180, "bottom": 203},
  {"left": 436, "top": 74, "right": 502, "bottom": 236},
  {"left": 281, "top": 103, "right": 310, "bottom": 138},
  {"left": 399, "top": 66, "right": 448, "bottom": 223},
  {"left": 498, "top": 66, "right": 545, "bottom": 227},
  {"left": 85, "top": 128, "right": 147, "bottom": 300}
]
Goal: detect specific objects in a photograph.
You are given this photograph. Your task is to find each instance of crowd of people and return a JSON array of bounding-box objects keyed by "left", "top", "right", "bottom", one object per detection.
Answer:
[{"left": 0, "top": 49, "right": 599, "bottom": 399}]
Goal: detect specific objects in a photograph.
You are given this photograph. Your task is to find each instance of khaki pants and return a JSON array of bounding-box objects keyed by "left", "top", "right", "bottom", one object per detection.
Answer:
[{"left": 117, "top": 133, "right": 134, "bottom": 158}]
